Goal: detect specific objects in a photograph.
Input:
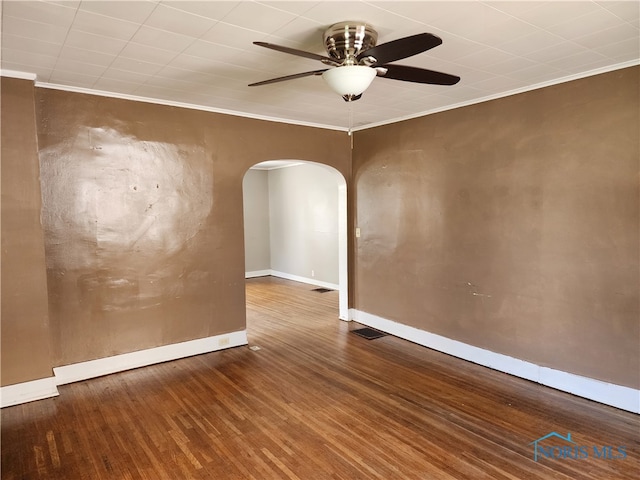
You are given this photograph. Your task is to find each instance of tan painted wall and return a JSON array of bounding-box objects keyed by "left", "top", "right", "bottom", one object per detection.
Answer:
[
  {"left": 353, "top": 66, "right": 639, "bottom": 389},
  {"left": 34, "top": 88, "right": 351, "bottom": 367},
  {"left": 2, "top": 68, "right": 637, "bottom": 391},
  {"left": 1, "top": 78, "right": 54, "bottom": 386}
]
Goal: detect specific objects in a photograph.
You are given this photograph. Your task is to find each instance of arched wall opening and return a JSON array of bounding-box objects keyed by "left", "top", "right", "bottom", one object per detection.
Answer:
[{"left": 242, "top": 160, "right": 348, "bottom": 320}]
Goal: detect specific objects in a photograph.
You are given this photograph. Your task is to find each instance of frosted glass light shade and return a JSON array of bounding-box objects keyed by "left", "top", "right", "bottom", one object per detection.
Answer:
[{"left": 322, "top": 66, "right": 377, "bottom": 96}]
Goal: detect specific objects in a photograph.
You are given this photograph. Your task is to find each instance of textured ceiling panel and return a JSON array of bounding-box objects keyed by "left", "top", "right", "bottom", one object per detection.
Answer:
[{"left": 1, "top": 0, "right": 638, "bottom": 130}]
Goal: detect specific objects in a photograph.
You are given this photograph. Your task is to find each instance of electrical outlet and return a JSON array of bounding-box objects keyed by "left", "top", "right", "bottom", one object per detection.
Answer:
[
  {"left": 355, "top": 228, "right": 361, "bottom": 238},
  {"left": 311, "top": 270, "right": 315, "bottom": 277}
]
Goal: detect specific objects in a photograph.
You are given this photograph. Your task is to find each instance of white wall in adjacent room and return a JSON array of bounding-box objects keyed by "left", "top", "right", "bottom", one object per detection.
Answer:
[{"left": 243, "top": 163, "right": 340, "bottom": 286}]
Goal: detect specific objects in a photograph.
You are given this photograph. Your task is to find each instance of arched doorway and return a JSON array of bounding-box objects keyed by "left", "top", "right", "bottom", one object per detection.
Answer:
[{"left": 242, "top": 160, "right": 348, "bottom": 320}]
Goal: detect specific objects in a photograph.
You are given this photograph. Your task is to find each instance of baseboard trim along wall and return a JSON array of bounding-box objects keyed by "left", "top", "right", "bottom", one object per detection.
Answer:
[
  {"left": 353, "top": 309, "right": 640, "bottom": 414},
  {"left": 245, "top": 270, "right": 272, "bottom": 279},
  {"left": 0, "top": 377, "right": 59, "bottom": 408},
  {"left": 1, "top": 331, "right": 248, "bottom": 408},
  {"left": 54, "top": 330, "right": 248, "bottom": 386},
  {"left": 246, "top": 270, "right": 339, "bottom": 291}
]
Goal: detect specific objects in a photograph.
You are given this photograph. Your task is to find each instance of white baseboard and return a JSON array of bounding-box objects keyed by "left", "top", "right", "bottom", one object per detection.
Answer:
[
  {"left": 537, "top": 367, "right": 639, "bottom": 414},
  {"left": 247, "top": 269, "right": 339, "bottom": 291},
  {"left": 54, "top": 330, "right": 248, "bottom": 386},
  {"left": 270, "top": 270, "right": 339, "bottom": 290},
  {"left": 245, "top": 270, "right": 271, "bottom": 278},
  {"left": 0, "top": 377, "right": 59, "bottom": 408},
  {"left": 353, "top": 310, "right": 640, "bottom": 414}
]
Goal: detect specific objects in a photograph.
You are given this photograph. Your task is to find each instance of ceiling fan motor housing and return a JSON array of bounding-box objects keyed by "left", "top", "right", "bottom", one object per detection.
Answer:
[{"left": 324, "top": 22, "right": 378, "bottom": 64}]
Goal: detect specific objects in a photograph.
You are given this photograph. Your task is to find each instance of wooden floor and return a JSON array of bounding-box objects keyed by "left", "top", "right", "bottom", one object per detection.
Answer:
[{"left": 2, "top": 276, "right": 638, "bottom": 479}]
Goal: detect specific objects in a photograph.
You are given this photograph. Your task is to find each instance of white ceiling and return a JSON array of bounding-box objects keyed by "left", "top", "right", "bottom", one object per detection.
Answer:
[{"left": 1, "top": 1, "right": 638, "bottom": 131}]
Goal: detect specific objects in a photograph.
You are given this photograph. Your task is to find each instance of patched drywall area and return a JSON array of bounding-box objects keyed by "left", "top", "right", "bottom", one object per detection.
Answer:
[
  {"left": 39, "top": 123, "right": 215, "bottom": 362},
  {"left": 353, "top": 67, "right": 639, "bottom": 389}
]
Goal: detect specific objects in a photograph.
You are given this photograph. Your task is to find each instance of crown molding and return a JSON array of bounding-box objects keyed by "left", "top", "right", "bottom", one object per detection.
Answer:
[
  {"left": 16, "top": 60, "right": 639, "bottom": 133},
  {"left": 0, "top": 69, "right": 37, "bottom": 81},
  {"left": 34, "top": 81, "right": 348, "bottom": 132},
  {"left": 351, "top": 60, "right": 640, "bottom": 132}
]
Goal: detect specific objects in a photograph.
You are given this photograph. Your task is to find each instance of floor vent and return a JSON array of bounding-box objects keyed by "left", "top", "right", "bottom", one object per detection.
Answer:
[
  {"left": 351, "top": 327, "right": 387, "bottom": 340},
  {"left": 312, "top": 287, "right": 333, "bottom": 293}
]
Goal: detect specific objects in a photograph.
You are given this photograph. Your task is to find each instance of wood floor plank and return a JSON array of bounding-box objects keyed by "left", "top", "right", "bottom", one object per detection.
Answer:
[{"left": 2, "top": 276, "right": 638, "bottom": 479}]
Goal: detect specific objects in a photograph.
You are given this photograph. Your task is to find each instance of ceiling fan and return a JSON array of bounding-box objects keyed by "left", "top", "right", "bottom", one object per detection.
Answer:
[{"left": 249, "top": 21, "right": 460, "bottom": 102}]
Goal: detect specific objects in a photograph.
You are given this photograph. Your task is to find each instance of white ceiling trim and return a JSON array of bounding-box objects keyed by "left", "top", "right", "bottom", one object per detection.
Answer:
[
  {"left": 0, "top": 69, "right": 37, "bottom": 81},
  {"left": 5, "top": 59, "right": 637, "bottom": 134},
  {"left": 33, "top": 80, "right": 348, "bottom": 132},
  {"left": 351, "top": 59, "right": 640, "bottom": 132}
]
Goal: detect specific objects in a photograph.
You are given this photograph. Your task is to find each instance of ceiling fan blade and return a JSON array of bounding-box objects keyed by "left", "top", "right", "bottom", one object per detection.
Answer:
[
  {"left": 357, "top": 33, "right": 442, "bottom": 65},
  {"left": 379, "top": 64, "right": 460, "bottom": 85},
  {"left": 248, "top": 69, "right": 328, "bottom": 87},
  {"left": 253, "top": 42, "right": 339, "bottom": 66}
]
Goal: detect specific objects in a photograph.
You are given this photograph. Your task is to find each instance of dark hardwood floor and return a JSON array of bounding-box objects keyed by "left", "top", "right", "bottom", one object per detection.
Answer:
[{"left": 2, "top": 276, "right": 638, "bottom": 479}]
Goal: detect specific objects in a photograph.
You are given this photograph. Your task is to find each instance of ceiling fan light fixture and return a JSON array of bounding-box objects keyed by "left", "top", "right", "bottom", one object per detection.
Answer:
[{"left": 322, "top": 66, "right": 376, "bottom": 97}]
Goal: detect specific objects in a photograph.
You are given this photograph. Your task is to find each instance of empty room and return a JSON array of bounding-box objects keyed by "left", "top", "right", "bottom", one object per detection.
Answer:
[{"left": 1, "top": 1, "right": 638, "bottom": 479}]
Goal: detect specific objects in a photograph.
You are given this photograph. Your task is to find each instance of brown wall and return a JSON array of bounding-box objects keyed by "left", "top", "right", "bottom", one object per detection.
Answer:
[
  {"left": 353, "top": 66, "right": 639, "bottom": 389},
  {"left": 33, "top": 88, "right": 350, "bottom": 367},
  {"left": 2, "top": 67, "right": 637, "bottom": 392},
  {"left": 1, "top": 78, "right": 54, "bottom": 386}
]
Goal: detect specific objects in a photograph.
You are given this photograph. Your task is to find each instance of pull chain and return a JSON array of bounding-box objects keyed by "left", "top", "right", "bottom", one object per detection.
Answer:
[{"left": 348, "top": 103, "right": 354, "bottom": 149}]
